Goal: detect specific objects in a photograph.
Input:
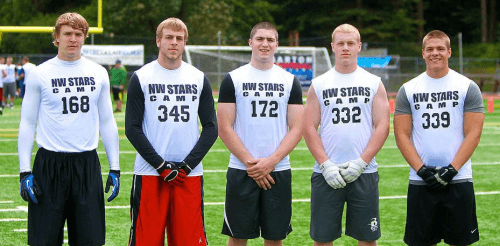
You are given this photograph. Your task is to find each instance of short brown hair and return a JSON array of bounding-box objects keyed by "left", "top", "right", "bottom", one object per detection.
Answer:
[
  {"left": 332, "top": 24, "right": 360, "bottom": 42},
  {"left": 52, "top": 13, "right": 89, "bottom": 46},
  {"left": 250, "top": 22, "right": 278, "bottom": 40},
  {"left": 156, "top": 18, "right": 188, "bottom": 41},
  {"left": 422, "top": 30, "right": 450, "bottom": 49}
]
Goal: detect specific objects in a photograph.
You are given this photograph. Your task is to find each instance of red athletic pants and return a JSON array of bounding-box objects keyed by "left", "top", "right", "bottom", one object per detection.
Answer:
[{"left": 129, "top": 175, "right": 207, "bottom": 246}]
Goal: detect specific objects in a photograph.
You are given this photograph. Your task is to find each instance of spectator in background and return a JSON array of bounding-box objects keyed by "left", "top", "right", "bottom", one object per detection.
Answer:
[
  {"left": 3, "top": 57, "right": 17, "bottom": 108},
  {"left": 0, "top": 56, "right": 5, "bottom": 112},
  {"left": 109, "top": 59, "right": 127, "bottom": 112},
  {"left": 18, "top": 56, "right": 37, "bottom": 99},
  {"left": 16, "top": 61, "right": 24, "bottom": 98}
]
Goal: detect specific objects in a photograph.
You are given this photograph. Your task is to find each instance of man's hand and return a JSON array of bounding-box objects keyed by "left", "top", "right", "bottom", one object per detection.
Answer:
[
  {"left": 156, "top": 161, "right": 186, "bottom": 185},
  {"left": 247, "top": 158, "right": 275, "bottom": 180},
  {"left": 434, "top": 164, "right": 459, "bottom": 185},
  {"left": 254, "top": 174, "right": 276, "bottom": 190},
  {"left": 105, "top": 170, "right": 120, "bottom": 202},
  {"left": 338, "top": 158, "right": 369, "bottom": 183},
  {"left": 171, "top": 161, "right": 192, "bottom": 176},
  {"left": 417, "top": 165, "right": 437, "bottom": 182},
  {"left": 320, "top": 160, "right": 346, "bottom": 189},
  {"left": 20, "top": 171, "right": 42, "bottom": 204},
  {"left": 424, "top": 164, "right": 458, "bottom": 191}
]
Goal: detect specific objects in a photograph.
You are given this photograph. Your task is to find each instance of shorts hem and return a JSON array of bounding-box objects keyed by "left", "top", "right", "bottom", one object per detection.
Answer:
[
  {"left": 444, "top": 238, "right": 479, "bottom": 245},
  {"left": 222, "top": 232, "right": 260, "bottom": 240},
  {"left": 310, "top": 235, "right": 341, "bottom": 243},
  {"left": 261, "top": 233, "right": 290, "bottom": 241},
  {"left": 346, "top": 232, "right": 381, "bottom": 242},
  {"left": 404, "top": 239, "right": 441, "bottom": 246}
]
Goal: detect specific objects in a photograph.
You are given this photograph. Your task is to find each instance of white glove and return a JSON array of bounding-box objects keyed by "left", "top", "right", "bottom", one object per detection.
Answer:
[
  {"left": 338, "top": 157, "right": 369, "bottom": 183},
  {"left": 320, "top": 160, "right": 346, "bottom": 189}
]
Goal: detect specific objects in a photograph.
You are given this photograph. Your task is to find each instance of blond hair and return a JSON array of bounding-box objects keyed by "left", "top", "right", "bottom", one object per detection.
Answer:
[
  {"left": 332, "top": 24, "right": 361, "bottom": 42},
  {"left": 52, "top": 13, "right": 89, "bottom": 46},
  {"left": 422, "top": 30, "right": 450, "bottom": 49},
  {"left": 156, "top": 18, "right": 188, "bottom": 41}
]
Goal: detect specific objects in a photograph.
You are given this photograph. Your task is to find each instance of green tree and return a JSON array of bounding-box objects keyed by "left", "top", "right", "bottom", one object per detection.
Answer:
[{"left": 187, "top": 0, "right": 233, "bottom": 45}]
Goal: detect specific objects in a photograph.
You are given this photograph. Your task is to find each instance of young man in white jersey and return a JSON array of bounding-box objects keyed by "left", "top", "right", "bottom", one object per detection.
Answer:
[
  {"left": 0, "top": 56, "right": 4, "bottom": 113},
  {"left": 18, "top": 56, "right": 37, "bottom": 99},
  {"left": 17, "top": 13, "right": 120, "bottom": 246},
  {"left": 394, "top": 30, "right": 484, "bottom": 246},
  {"left": 218, "top": 22, "right": 304, "bottom": 246},
  {"left": 2, "top": 57, "right": 16, "bottom": 108},
  {"left": 125, "top": 17, "right": 217, "bottom": 246},
  {"left": 303, "top": 24, "right": 390, "bottom": 246}
]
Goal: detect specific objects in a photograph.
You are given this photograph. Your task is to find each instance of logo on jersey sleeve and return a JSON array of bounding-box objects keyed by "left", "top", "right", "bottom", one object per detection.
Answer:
[
  {"left": 148, "top": 84, "right": 198, "bottom": 123},
  {"left": 412, "top": 91, "right": 459, "bottom": 129}
]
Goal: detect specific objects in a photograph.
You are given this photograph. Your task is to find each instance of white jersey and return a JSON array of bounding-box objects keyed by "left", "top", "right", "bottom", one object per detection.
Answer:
[
  {"left": 132, "top": 61, "right": 206, "bottom": 176},
  {"left": 3, "top": 64, "right": 16, "bottom": 83},
  {"left": 18, "top": 57, "right": 119, "bottom": 172},
  {"left": 0, "top": 64, "right": 4, "bottom": 87},
  {"left": 396, "top": 70, "right": 483, "bottom": 181},
  {"left": 312, "top": 66, "right": 381, "bottom": 173},
  {"left": 23, "top": 62, "right": 37, "bottom": 82},
  {"left": 224, "top": 64, "right": 300, "bottom": 171}
]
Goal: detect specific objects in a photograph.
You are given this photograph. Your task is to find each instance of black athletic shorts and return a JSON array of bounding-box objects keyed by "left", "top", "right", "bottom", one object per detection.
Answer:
[
  {"left": 112, "top": 86, "right": 123, "bottom": 101},
  {"left": 310, "top": 172, "right": 381, "bottom": 242},
  {"left": 222, "top": 168, "right": 292, "bottom": 240},
  {"left": 404, "top": 182, "right": 479, "bottom": 246},
  {"left": 28, "top": 148, "right": 105, "bottom": 246}
]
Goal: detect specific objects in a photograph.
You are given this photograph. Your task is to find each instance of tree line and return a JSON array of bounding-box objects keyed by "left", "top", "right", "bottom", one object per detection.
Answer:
[{"left": 0, "top": 0, "right": 498, "bottom": 56}]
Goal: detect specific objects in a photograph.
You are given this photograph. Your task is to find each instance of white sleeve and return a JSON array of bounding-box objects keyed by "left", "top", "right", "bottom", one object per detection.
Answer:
[
  {"left": 97, "top": 71, "right": 120, "bottom": 170},
  {"left": 18, "top": 71, "right": 42, "bottom": 172}
]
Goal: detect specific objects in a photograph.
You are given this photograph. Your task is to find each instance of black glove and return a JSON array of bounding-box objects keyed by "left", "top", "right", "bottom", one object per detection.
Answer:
[
  {"left": 105, "top": 170, "right": 120, "bottom": 202},
  {"left": 171, "top": 161, "right": 192, "bottom": 176},
  {"left": 156, "top": 161, "right": 186, "bottom": 185},
  {"left": 20, "top": 171, "right": 42, "bottom": 204},
  {"left": 424, "top": 164, "right": 458, "bottom": 191},
  {"left": 417, "top": 165, "right": 438, "bottom": 182}
]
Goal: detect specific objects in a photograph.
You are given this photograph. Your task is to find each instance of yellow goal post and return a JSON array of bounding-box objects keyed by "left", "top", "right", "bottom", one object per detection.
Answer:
[{"left": 0, "top": 0, "right": 103, "bottom": 46}]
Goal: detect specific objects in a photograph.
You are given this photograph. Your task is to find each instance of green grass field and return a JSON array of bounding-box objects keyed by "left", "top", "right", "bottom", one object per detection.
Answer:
[{"left": 1, "top": 97, "right": 499, "bottom": 245}]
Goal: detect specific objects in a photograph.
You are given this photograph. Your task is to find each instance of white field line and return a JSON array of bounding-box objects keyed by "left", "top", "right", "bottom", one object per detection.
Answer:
[
  {"left": 2, "top": 142, "right": 500, "bottom": 156},
  {"left": 1, "top": 162, "right": 500, "bottom": 178},
  {"left": 0, "top": 125, "right": 496, "bottom": 140},
  {"left": 0, "top": 201, "right": 13, "bottom": 204},
  {"left": 1, "top": 218, "right": 26, "bottom": 222},
  {"left": 2, "top": 191, "right": 499, "bottom": 214}
]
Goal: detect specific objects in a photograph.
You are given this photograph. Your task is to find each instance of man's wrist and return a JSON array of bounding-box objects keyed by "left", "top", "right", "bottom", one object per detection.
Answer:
[
  {"left": 109, "top": 169, "right": 120, "bottom": 176},
  {"left": 20, "top": 171, "right": 32, "bottom": 181},
  {"left": 320, "top": 159, "right": 334, "bottom": 167}
]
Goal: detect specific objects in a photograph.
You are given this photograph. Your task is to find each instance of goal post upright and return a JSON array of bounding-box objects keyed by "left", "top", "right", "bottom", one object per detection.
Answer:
[{"left": 0, "top": 0, "right": 103, "bottom": 46}]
